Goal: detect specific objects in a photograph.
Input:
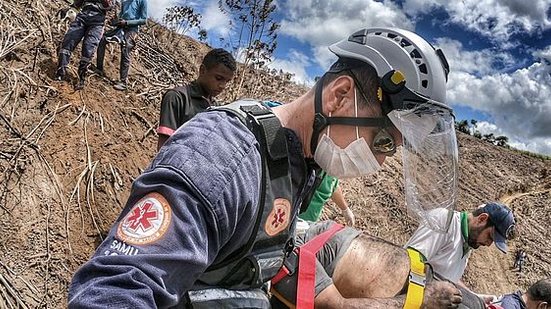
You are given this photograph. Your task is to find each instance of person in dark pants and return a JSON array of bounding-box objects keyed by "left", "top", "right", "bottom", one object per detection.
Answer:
[
  {"left": 95, "top": 0, "right": 148, "bottom": 91},
  {"left": 55, "top": 0, "right": 113, "bottom": 90},
  {"left": 156, "top": 48, "right": 236, "bottom": 151},
  {"left": 514, "top": 249, "right": 527, "bottom": 272}
]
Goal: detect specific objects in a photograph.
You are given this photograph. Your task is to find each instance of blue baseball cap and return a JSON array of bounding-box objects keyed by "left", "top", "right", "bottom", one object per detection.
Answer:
[{"left": 480, "top": 202, "right": 516, "bottom": 253}]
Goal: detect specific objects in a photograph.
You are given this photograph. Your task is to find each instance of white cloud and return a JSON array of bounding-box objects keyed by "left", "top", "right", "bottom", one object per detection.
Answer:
[
  {"left": 435, "top": 38, "right": 516, "bottom": 76},
  {"left": 533, "top": 45, "right": 551, "bottom": 62},
  {"left": 402, "top": 0, "right": 440, "bottom": 15},
  {"left": 279, "top": 0, "right": 414, "bottom": 67},
  {"left": 268, "top": 49, "right": 314, "bottom": 85},
  {"left": 447, "top": 56, "right": 551, "bottom": 155},
  {"left": 201, "top": 0, "right": 231, "bottom": 38},
  {"left": 148, "top": 0, "right": 178, "bottom": 22},
  {"left": 403, "top": 0, "right": 551, "bottom": 43},
  {"left": 475, "top": 121, "right": 551, "bottom": 155}
]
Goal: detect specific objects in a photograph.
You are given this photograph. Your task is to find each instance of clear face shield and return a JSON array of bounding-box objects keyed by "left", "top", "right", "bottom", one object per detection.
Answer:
[{"left": 388, "top": 102, "right": 458, "bottom": 232}]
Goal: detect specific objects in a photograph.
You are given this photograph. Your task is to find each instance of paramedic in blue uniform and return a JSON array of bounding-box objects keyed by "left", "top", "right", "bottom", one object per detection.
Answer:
[{"left": 68, "top": 27, "right": 461, "bottom": 308}]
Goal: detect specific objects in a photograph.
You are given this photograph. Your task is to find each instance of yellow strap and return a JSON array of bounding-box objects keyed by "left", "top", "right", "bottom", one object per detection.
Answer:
[{"left": 404, "top": 248, "right": 426, "bottom": 309}]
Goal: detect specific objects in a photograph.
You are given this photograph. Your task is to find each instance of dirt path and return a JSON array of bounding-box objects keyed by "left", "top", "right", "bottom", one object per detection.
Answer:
[{"left": 500, "top": 188, "right": 551, "bottom": 205}]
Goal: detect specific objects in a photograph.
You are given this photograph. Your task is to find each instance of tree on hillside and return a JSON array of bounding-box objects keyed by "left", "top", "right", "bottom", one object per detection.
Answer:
[
  {"left": 482, "top": 133, "right": 495, "bottom": 144},
  {"left": 455, "top": 120, "right": 470, "bottom": 134},
  {"left": 470, "top": 119, "right": 478, "bottom": 135},
  {"left": 218, "top": 0, "right": 280, "bottom": 99},
  {"left": 163, "top": 6, "right": 205, "bottom": 37},
  {"left": 495, "top": 135, "right": 509, "bottom": 147}
]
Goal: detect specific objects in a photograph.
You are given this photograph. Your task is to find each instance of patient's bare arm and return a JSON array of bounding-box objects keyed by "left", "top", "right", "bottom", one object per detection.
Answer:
[
  {"left": 315, "top": 280, "right": 462, "bottom": 309},
  {"left": 315, "top": 284, "right": 406, "bottom": 309}
]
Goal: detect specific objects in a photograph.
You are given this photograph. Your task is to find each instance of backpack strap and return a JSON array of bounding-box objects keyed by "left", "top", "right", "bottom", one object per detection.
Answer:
[{"left": 195, "top": 100, "right": 292, "bottom": 289}]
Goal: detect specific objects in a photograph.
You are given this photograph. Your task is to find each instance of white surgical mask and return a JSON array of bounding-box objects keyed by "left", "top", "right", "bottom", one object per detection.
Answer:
[{"left": 313, "top": 88, "right": 381, "bottom": 178}]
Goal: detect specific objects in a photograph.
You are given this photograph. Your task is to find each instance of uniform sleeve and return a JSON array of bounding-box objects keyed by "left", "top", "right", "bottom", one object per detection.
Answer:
[
  {"left": 68, "top": 167, "right": 223, "bottom": 308},
  {"left": 157, "top": 90, "right": 184, "bottom": 136},
  {"left": 68, "top": 112, "right": 261, "bottom": 308},
  {"left": 501, "top": 295, "right": 523, "bottom": 309}
]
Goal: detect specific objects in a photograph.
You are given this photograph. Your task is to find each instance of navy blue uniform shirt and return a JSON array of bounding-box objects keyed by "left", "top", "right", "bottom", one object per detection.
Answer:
[{"left": 68, "top": 109, "right": 313, "bottom": 308}]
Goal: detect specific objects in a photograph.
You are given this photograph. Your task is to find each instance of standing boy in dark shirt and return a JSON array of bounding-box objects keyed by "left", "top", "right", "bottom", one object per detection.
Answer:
[{"left": 156, "top": 48, "right": 236, "bottom": 150}]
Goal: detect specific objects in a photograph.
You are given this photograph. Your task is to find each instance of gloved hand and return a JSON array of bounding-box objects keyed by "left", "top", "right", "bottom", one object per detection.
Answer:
[
  {"left": 341, "top": 207, "right": 355, "bottom": 226},
  {"left": 478, "top": 294, "right": 498, "bottom": 304}
]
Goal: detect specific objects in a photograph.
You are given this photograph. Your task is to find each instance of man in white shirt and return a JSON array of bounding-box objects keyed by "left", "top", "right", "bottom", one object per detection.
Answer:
[{"left": 406, "top": 202, "right": 516, "bottom": 301}]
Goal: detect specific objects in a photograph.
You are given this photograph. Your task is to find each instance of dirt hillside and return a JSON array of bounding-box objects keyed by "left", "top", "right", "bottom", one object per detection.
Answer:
[{"left": 0, "top": 0, "right": 549, "bottom": 307}]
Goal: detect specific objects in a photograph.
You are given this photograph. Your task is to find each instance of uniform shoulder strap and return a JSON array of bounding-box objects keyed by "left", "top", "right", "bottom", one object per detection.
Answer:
[{"left": 206, "top": 100, "right": 290, "bottom": 270}]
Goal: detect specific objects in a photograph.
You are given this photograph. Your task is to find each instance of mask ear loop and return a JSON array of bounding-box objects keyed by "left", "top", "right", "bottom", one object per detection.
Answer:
[
  {"left": 327, "top": 112, "right": 332, "bottom": 137},
  {"left": 354, "top": 87, "right": 360, "bottom": 140}
]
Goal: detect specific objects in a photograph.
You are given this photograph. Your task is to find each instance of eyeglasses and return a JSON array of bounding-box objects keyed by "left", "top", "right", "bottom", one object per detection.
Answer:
[
  {"left": 373, "top": 128, "right": 396, "bottom": 156},
  {"left": 348, "top": 70, "right": 397, "bottom": 156}
]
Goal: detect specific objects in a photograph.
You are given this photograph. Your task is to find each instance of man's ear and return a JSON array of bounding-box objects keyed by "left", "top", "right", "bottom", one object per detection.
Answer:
[
  {"left": 538, "top": 301, "right": 548, "bottom": 309},
  {"left": 477, "top": 213, "right": 490, "bottom": 225},
  {"left": 325, "top": 75, "right": 354, "bottom": 114},
  {"left": 199, "top": 64, "right": 206, "bottom": 76}
]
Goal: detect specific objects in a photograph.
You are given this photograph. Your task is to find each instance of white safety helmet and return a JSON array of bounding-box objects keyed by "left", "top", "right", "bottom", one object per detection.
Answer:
[{"left": 325, "top": 27, "right": 458, "bottom": 232}]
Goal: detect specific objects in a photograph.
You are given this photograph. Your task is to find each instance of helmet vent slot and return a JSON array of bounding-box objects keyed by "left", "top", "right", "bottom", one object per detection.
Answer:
[
  {"left": 421, "top": 80, "right": 428, "bottom": 88},
  {"left": 418, "top": 63, "right": 427, "bottom": 74},
  {"left": 410, "top": 49, "right": 422, "bottom": 59},
  {"left": 387, "top": 33, "right": 398, "bottom": 39},
  {"left": 400, "top": 39, "right": 412, "bottom": 47}
]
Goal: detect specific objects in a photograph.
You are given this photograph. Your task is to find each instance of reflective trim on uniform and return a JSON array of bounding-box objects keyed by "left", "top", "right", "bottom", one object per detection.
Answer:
[
  {"left": 258, "top": 256, "right": 284, "bottom": 271},
  {"left": 188, "top": 288, "right": 269, "bottom": 302}
]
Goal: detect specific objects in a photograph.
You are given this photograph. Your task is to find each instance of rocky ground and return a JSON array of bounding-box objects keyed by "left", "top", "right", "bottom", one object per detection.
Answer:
[{"left": 0, "top": 0, "right": 549, "bottom": 307}]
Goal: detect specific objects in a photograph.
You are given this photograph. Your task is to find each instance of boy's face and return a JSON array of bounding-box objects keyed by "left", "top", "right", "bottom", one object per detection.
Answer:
[{"left": 197, "top": 63, "right": 235, "bottom": 98}]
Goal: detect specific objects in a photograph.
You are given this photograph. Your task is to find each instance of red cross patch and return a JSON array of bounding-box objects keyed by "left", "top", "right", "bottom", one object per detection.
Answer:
[
  {"left": 117, "top": 192, "right": 172, "bottom": 245},
  {"left": 265, "top": 198, "right": 291, "bottom": 236},
  {"left": 126, "top": 201, "right": 158, "bottom": 232}
]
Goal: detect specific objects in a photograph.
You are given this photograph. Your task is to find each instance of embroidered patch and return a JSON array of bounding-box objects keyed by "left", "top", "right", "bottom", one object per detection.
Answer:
[
  {"left": 265, "top": 198, "right": 291, "bottom": 236},
  {"left": 116, "top": 192, "right": 172, "bottom": 245}
]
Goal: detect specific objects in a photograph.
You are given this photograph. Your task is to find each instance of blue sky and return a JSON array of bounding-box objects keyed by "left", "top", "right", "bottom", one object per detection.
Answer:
[{"left": 148, "top": 0, "right": 551, "bottom": 155}]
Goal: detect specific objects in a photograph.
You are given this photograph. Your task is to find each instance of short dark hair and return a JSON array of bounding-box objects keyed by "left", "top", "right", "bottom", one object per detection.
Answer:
[
  {"left": 322, "top": 58, "right": 380, "bottom": 110},
  {"left": 527, "top": 278, "right": 551, "bottom": 303},
  {"left": 202, "top": 48, "right": 236, "bottom": 72},
  {"left": 472, "top": 207, "right": 495, "bottom": 229}
]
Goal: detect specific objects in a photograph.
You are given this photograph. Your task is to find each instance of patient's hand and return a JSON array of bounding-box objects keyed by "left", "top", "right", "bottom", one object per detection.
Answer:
[{"left": 422, "top": 281, "right": 462, "bottom": 309}]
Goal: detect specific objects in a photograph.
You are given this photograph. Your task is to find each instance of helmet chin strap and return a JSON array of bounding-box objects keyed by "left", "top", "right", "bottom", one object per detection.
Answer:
[{"left": 310, "top": 75, "right": 391, "bottom": 157}]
